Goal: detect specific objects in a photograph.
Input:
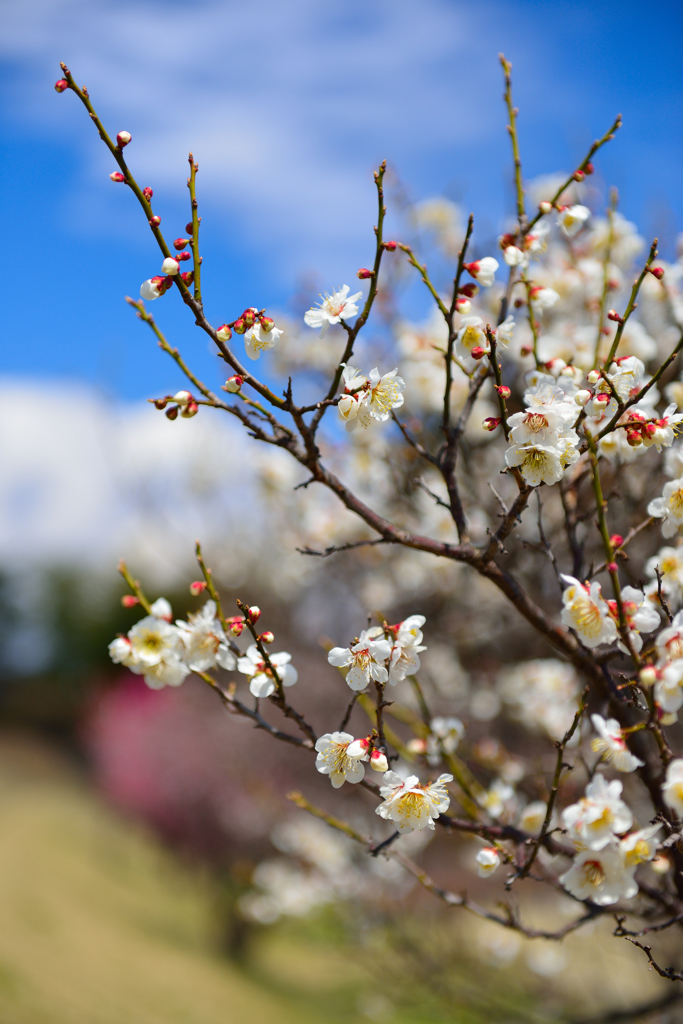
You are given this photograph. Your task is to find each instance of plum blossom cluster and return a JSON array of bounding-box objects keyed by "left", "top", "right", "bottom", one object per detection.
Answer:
[{"left": 327, "top": 615, "right": 426, "bottom": 690}]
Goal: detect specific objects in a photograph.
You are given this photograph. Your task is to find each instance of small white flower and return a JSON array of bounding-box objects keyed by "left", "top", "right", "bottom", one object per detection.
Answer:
[
  {"left": 237, "top": 644, "right": 298, "bottom": 698},
  {"left": 465, "top": 256, "right": 499, "bottom": 287},
  {"left": 504, "top": 443, "right": 564, "bottom": 486},
  {"left": 304, "top": 285, "right": 363, "bottom": 337},
  {"left": 328, "top": 632, "right": 392, "bottom": 691},
  {"left": 479, "top": 779, "right": 514, "bottom": 819},
  {"left": 620, "top": 824, "right": 661, "bottom": 867},
  {"left": 150, "top": 597, "right": 173, "bottom": 621},
  {"left": 590, "top": 714, "right": 644, "bottom": 773},
  {"left": 244, "top": 321, "right": 283, "bottom": 361},
  {"left": 428, "top": 717, "right": 464, "bottom": 760},
  {"left": 365, "top": 367, "right": 406, "bottom": 421},
  {"left": 508, "top": 404, "right": 567, "bottom": 446},
  {"left": 662, "top": 759, "right": 683, "bottom": 817},
  {"left": 375, "top": 771, "right": 453, "bottom": 834},
  {"left": 503, "top": 245, "right": 526, "bottom": 267},
  {"left": 519, "top": 801, "right": 547, "bottom": 835},
  {"left": 108, "top": 636, "right": 137, "bottom": 669},
  {"left": 314, "top": 731, "right": 367, "bottom": 788},
  {"left": 559, "top": 845, "right": 637, "bottom": 905},
  {"left": 655, "top": 661, "right": 683, "bottom": 714},
  {"left": 558, "top": 205, "right": 591, "bottom": 238},
  {"left": 496, "top": 315, "right": 516, "bottom": 347},
  {"left": 648, "top": 477, "right": 683, "bottom": 538},
  {"left": 656, "top": 611, "right": 683, "bottom": 664},
  {"left": 646, "top": 547, "right": 683, "bottom": 609},
  {"left": 562, "top": 774, "right": 633, "bottom": 851},
  {"left": 161, "top": 257, "right": 179, "bottom": 275},
  {"left": 476, "top": 847, "right": 501, "bottom": 877},
  {"left": 617, "top": 585, "right": 660, "bottom": 654},
  {"left": 641, "top": 404, "right": 683, "bottom": 451},
  {"left": 560, "top": 574, "right": 618, "bottom": 649},
  {"left": 386, "top": 614, "right": 427, "bottom": 685},
  {"left": 140, "top": 278, "right": 162, "bottom": 300},
  {"left": 128, "top": 614, "right": 183, "bottom": 668},
  {"left": 176, "top": 599, "right": 237, "bottom": 672},
  {"left": 455, "top": 315, "right": 488, "bottom": 365},
  {"left": 530, "top": 286, "right": 560, "bottom": 310}
]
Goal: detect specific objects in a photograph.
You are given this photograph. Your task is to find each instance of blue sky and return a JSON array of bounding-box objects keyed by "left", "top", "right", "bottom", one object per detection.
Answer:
[{"left": 1, "top": 0, "right": 681, "bottom": 400}]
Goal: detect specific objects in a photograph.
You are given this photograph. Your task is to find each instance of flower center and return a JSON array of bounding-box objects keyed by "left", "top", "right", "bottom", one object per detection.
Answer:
[
  {"left": 581, "top": 860, "right": 605, "bottom": 887},
  {"left": 572, "top": 595, "right": 603, "bottom": 638},
  {"left": 668, "top": 488, "right": 683, "bottom": 517},
  {"left": 525, "top": 412, "right": 549, "bottom": 432}
]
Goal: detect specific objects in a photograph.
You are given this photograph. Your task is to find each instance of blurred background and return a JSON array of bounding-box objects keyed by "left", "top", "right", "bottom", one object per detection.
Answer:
[{"left": 1, "top": 1, "right": 683, "bottom": 1021}]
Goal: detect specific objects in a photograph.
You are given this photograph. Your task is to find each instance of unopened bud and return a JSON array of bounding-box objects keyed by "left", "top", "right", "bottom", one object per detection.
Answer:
[
  {"left": 185, "top": 222, "right": 196, "bottom": 234},
  {"left": 471, "top": 345, "right": 486, "bottom": 360},
  {"left": 172, "top": 390, "right": 192, "bottom": 405},
  {"left": 455, "top": 297, "right": 471, "bottom": 315},
  {"left": 607, "top": 562, "right": 618, "bottom": 573},
  {"left": 189, "top": 581, "right": 207, "bottom": 596},
  {"left": 121, "top": 594, "right": 140, "bottom": 608},
  {"left": 573, "top": 169, "right": 585, "bottom": 182},
  {"left": 153, "top": 397, "right": 168, "bottom": 410},
  {"left": 587, "top": 369, "right": 600, "bottom": 384},
  {"left": 650, "top": 266, "right": 665, "bottom": 280},
  {"left": 459, "top": 282, "right": 478, "bottom": 298},
  {"left": 626, "top": 429, "right": 642, "bottom": 447},
  {"left": 227, "top": 616, "right": 245, "bottom": 637},
  {"left": 610, "top": 534, "right": 624, "bottom": 548},
  {"left": 259, "top": 631, "right": 275, "bottom": 644},
  {"left": 574, "top": 389, "right": 591, "bottom": 407},
  {"left": 260, "top": 316, "right": 275, "bottom": 332},
  {"left": 116, "top": 131, "right": 131, "bottom": 148},
  {"left": 639, "top": 666, "right": 657, "bottom": 687},
  {"left": 384, "top": 240, "right": 397, "bottom": 251},
  {"left": 645, "top": 421, "right": 657, "bottom": 437},
  {"left": 596, "top": 392, "right": 611, "bottom": 404},
  {"left": 224, "top": 375, "right": 243, "bottom": 393},
  {"left": 347, "top": 738, "right": 370, "bottom": 759},
  {"left": 247, "top": 605, "right": 261, "bottom": 623},
  {"left": 54, "top": 79, "right": 69, "bottom": 92},
  {"left": 520, "top": 345, "right": 532, "bottom": 357},
  {"left": 110, "top": 171, "right": 126, "bottom": 183},
  {"left": 180, "top": 271, "right": 194, "bottom": 285},
  {"left": 161, "top": 257, "right": 179, "bottom": 275},
  {"left": 483, "top": 417, "right": 500, "bottom": 432},
  {"left": 242, "top": 308, "right": 257, "bottom": 327},
  {"left": 216, "top": 324, "right": 233, "bottom": 342},
  {"left": 370, "top": 749, "right": 389, "bottom": 772},
  {"left": 174, "top": 238, "right": 190, "bottom": 251},
  {"left": 623, "top": 601, "right": 638, "bottom": 616},
  {"left": 496, "top": 385, "right": 511, "bottom": 399},
  {"left": 607, "top": 309, "right": 623, "bottom": 323},
  {"left": 356, "top": 267, "right": 374, "bottom": 279},
  {"left": 176, "top": 251, "right": 191, "bottom": 262},
  {"left": 150, "top": 215, "right": 161, "bottom": 227},
  {"left": 406, "top": 737, "right": 427, "bottom": 755},
  {"left": 584, "top": 162, "right": 595, "bottom": 175},
  {"left": 233, "top": 318, "right": 247, "bottom": 334},
  {"left": 142, "top": 187, "right": 153, "bottom": 200},
  {"left": 539, "top": 201, "right": 552, "bottom": 214},
  {"left": 165, "top": 405, "right": 179, "bottom": 420},
  {"left": 181, "top": 399, "right": 199, "bottom": 418}
]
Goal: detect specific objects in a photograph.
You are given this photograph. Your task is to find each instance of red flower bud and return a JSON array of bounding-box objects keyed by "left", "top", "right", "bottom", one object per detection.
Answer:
[
  {"left": 233, "top": 318, "right": 247, "bottom": 334},
  {"left": 247, "top": 606, "right": 261, "bottom": 623},
  {"left": 260, "top": 316, "right": 275, "bottom": 332},
  {"left": 55, "top": 79, "right": 69, "bottom": 92},
  {"left": 596, "top": 393, "right": 611, "bottom": 403},
  {"left": 520, "top": 345, "right": 533, "bottom": 357},
  {"left": 216, "top": 324, "right": 232, "bottom": 342},
  {"left": 607, "top": 309, "right": 623, "bottom": 323},
  {"left": 165, "top": 405, "right": 179, "bottom": 420},
  {"left": 584, "top": 162, "right": 595, "bottom": 175},
  {"left": 121, "top": 595, "right": 140, "bottom": 608},
  {"left": 650, "top": 266, "right": 665, "bottom": 280},
  {"left": 142, "top": 187, "right": 153, "bottom": 200},
  {"left": 356, "top": 267, "right": 374, "bottom": 279},
  {"left": 496, "top": 385, "right": 511, "bottom": 399},
  {"left": 189, "top": 581, "right": 207, "bottom": 596},
  {"left": 259, "top": 631, "right": 275, "bottom": 645},
  {"left": 176, "top": 251, "right": 191, "bottom": 261},
  {"left": 186, "top": 221, "right": 199, "bottom": 235},
  {"left": 573, "top": 169, "right": 585, "bottom": 182},
  {"left": 610, "top": 534, "right": 624, "bottom": 548},
  {"left": 153, "top": 397, "right": 168, "bottom": 410},
  {"left": 150, "top": 215, "right": 161, "bottom": 227},
  {"left": 227, "top": 617, "right": 245, "bottom": 637},
  {"left": 483, "top": 417, "right": 500, "bottom": 432},
  {"left": 471, "top": 346, "right": 486, "bottom": 360},
  {"left": 180, "top": 271, "right": 194, "bottom": 285},
  {"left": 116, "top": 131, "right": 131, "bottom": 148},
  {"left": 110, "top": 171, "right": 126, "bottom": 183},
  {"left": 384, "top": 240, "right": 397, "bottom": 251},
  {"left": 181, "top": 399, "right": 199, "bottom": 418},
  {"left": 626, "top": 429, "right": 642, "bottom": 447},
  {"left": 459, "top": 282, "right": 478, "bottom": 298},
  {"left": 174, "top": 238, "right": 190, "bottom": 251},
  {"left": 242, "top": 308, "right": 257, "bottom": 327},
  {"left": 607, "top": 562, "right": 618, "bottom": 574}
]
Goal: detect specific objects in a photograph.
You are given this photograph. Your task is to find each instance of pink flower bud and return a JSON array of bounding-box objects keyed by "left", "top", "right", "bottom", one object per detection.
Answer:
[
  {"left": 496, "top": 385, "right": 511, "bottom": 399},
  {"left": 356, "top": 268, "right": 374, "bottom": 279},
  {"left": 370, "top": 749, "right": 389, "bottom": 772},
  {"left": 116, "top": 131, "right": 131, "bottom": 148},
  {"left": 645, "top": 422, "right": 657, "bottom": 437},
  {"left": 260, "top": 316, "right": 275, "bottom": 332},
  {"left": 55, "top": 79, "right": 69, "bottom": 92},
  {"left": 584, "top": 162, "right": 595, "bottom": 175},
  {"left": 121, "top": 594, "right": 140, "bottom": 608},
  {"left": 623, "top": 600, "right": 638, "bottom": 616},
  {"left": 573, "top": 169, "right": 585, "bottom": 182},
  {"left": 181, "top": 399, "right": 199, "bottom": 418},
  {"left": 539, "top": 201, "right": 552, "bottom": 214},
  {"left": 596, "top": 392, "right": 610, "bottom": 404},
  {"left": 161, "top": 257, "right": 179, "bottom": 275},
  {"left": 471, "top": 345, "right": 486, "bottom": 360},
  {"left": 180, "top": 271, "right": 194, "bottom": 285},
  {"left": 150, "top": 215, "right": 161, "bottom": 227},
  {"left": 259, "top": 631, "right": 275, "bottom": 644},
  {"left": 626, "top": 429, "right": 642, "bottom": 447},
  {"left": 248, "top": 606, "right": 261, "bottom": 622},
  {"left": 483, "top": 417, "right": 500, "bottom": 432},
  {"left": 233, "top": 318, "right": 247, "bottom": 334},
  {"left": 189, "top": 581, "right": 207, "bottom": 596},
  {"left": 224, "top": 375, "right": 243, "bottom": 393},
  {"left": 185, "top": 221, "right": 196, "bottom": 234},
  {"left": 142, "top": 187, "right": 153, "bottom": 200},
  {"left": 176, "top": 251, "right": 191, "bottom": 262},
  {"left": 242, "top": 308, "right": 258, "bottom": 327},
  {"left": 455, "top": 297, "right": 471, "bottom": 315},
  {"left": 384, "top": 240, "right": 397, "bottom": 251},
  {"left": 607, "top": 309, "right": 623, "bottom": 323},
  {"left": 228, "top": 617, "right": 245, "bottom": 637},
  {"left": 110, "top": 171, "right": 126, "bottom": 183},
  {"left": 216, "top": 324, "right": 233, "bottom": 341},
  {"left": 650, "top": 266, "right": 665, "bottom": 280},
  {"left": 173, "top": 238, "right": 190, "bottom": 251},
  {"left": 520, "top": 345, "right": 532, "bottom": 357},
  {"left": 347, "top": 738, "right": 370, "bottom": 758},
  {"left": 165, "top": 406, "right": 179, "bottom": 421},
  {"left": 607, "top": 562, "right": 618, "bottom": 573},
  {"left": 459, "top": 282, "right": 478, "bottom": 298},
  {"left": 610, "top": 534, "right": 624, "bottom": 548}
]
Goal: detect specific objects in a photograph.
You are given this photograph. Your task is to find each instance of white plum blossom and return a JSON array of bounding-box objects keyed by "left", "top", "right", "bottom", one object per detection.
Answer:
[
  {"left": 655, "top": 612, "right": 683, "bottom": 663},
  {"left": 480, "top": 779, "right": 514, "bottom": 819},
  {"left": 562, "top": 774, "right": 633, "bottom": 851},
  {"left": 560, "top": 575, "right": 618, "bottom": 649},
  {"left": 314, "top": 732, "right": 367, "bottom": 788},
  {"left": 385, "top": 614, "right": 427, "bottom": 684},
  {"left": 108, "top": 635, "right": 137, "bottom": 669},
  {"left": 176, "top": 599, "right": 237, "bottom": 672},
  {"left": 476, "top": 847, "right": 501, "bottom": 877},
  {"left": 530, "top": 286, "right": 560, "bottom": 310},
  {"left": 646, "top": 547, "right": 683, "bottom": 609},
  {"left": 504, "top": 442, "right": 564, "bottom": 486},
  {"left": 375, "top": 771, "right": 453, "bottom": 834},
  {"left": 304, "top": 285, "right": 363, "bottom": 337},
  {"left": 245, "top": 321, "right": 283, "bottom": 360},
  {"left": 237, "top": 644, "right": 298, "bottom": 698},
  {"left": 641, "top": 404, "right": 683, "bottom": 451},
  {"left": 648, "top": 477, "right": 683, "bottom": 537},
  {"left": 496, "top": 315, "right": 516, "bottom": 347},
  {"left": 150, "top": 597, "right": 173, "bottom": 621},
  {"left": 662, "top": 759, "right": 683, "bottom": 817},
  {"left": 337, "top": 366, "right": 405, "bottom": 430},
  {"left": 503, "top": 245, "right": 526, "bottom": 267},
  {"left": 519, "top": 801, "right": 548, "bottom": 835},
  {"left": 455, "top": 316, "right": 488, "bottom": 365},
  {"left": 426, "top": 717, "right": 465, "bottom": 766},
  {"left": 558, "top": 205, "right": 591, "bottom": 237},
  {"left": 620, "top": 825, "right": 661, "bottom": 868},
  {"left": 110, "top": 608, "right": 190, "bottom": 691},
  {"left": 328, "top": 632, "right": 392, "bottom": 691},
  {"left": 616, "top": 585, "right": 660, "bottom": 654},
  {"left": 498, "top": 659, "right": 580, "bottom": 741},
  {"left": 465, "top": 257, "right": 499, "bottom": 287},
  {"left": 140, "top": 278, "right": 162, "bottom": 300},
  {"left": 654, "top": 660, "right": 683, "bottom": 714},
  {"left": 590, "top": 714, "right": 644, "bottom": 772},
  {"left": 559, "top": 845, "right": 637, "bottom": 905},
  {"left": 161, "top": 256, "right": 179, "bottom": 275}
]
